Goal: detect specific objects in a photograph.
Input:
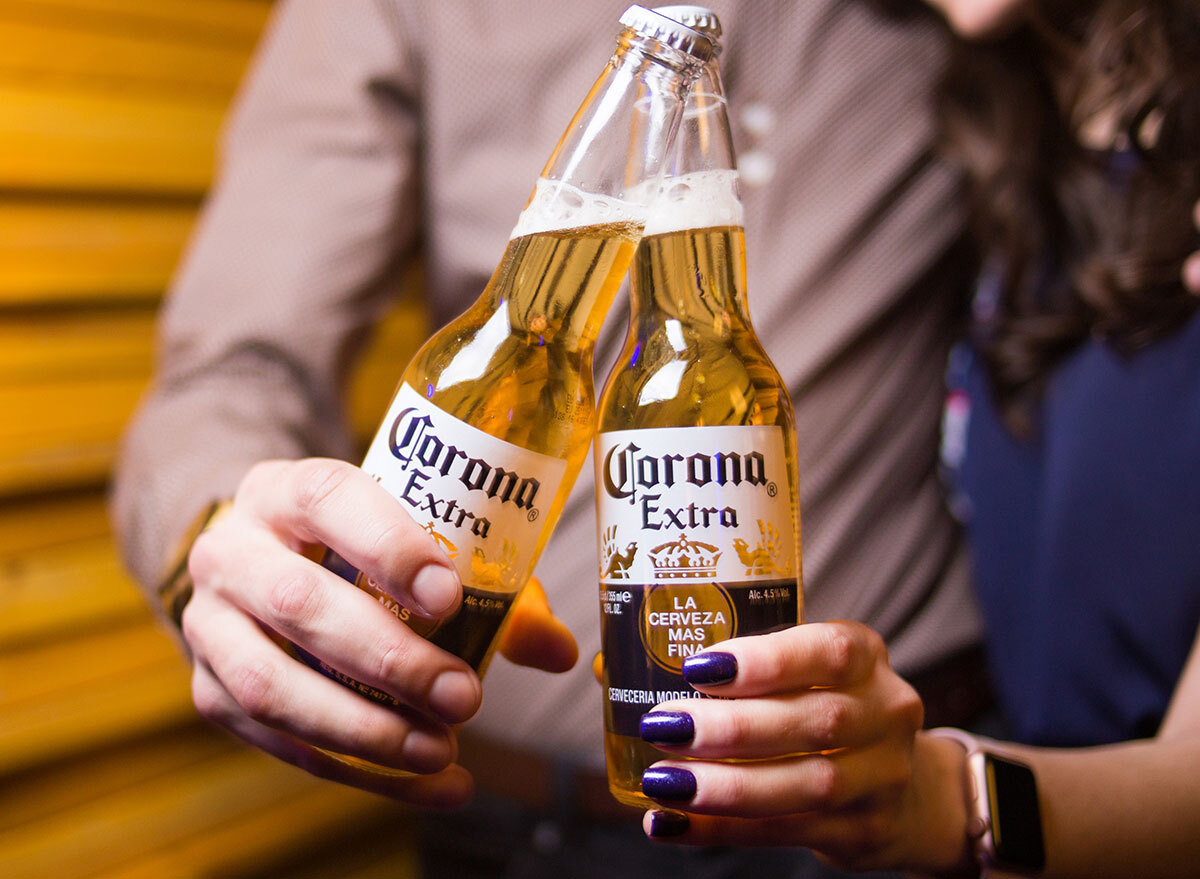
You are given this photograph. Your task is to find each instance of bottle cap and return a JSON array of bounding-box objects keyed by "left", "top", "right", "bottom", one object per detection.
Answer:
[
  {"left": 652, "top": 5, "right": 723, "bottom": 52},
  {"left": 619, "top": 5, "right": 713, "bottom": 61}
]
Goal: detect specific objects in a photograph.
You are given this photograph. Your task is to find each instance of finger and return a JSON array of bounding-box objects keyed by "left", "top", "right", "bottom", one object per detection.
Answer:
[
  {"left": 644, "top": 685, "right": 896, "bottom": 758},
  {"left": 238, "top": 458, "right": 461, "bottom": 618},
  {"left": 640, "top": 737, "right": 911, "bottom": 818},
  {"left": 1184, "top": 252, "right": 1200, "bottom": 295},
  {"left": 193, "top": 662, "right": 475, "bottom": 808},
  {"left": 184, "top": 591, "right": 457, "bottom": 773},
  {"left": 496, "top": 578, "right": 579, "bottom": 672},
  {"left": 681, "top": 621, "right": 886, "bottom": 697},
  {"left": 642, "top": 809, "right": 905, "bottom": 871},
  {"left": 190, "top": 523, "right": 481, "bottom": 723}
]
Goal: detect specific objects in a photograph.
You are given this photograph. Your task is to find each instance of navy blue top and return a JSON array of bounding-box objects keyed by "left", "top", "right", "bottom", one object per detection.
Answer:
[{"left": 945, "top": 308, "right": 1200, "bottom": 747}]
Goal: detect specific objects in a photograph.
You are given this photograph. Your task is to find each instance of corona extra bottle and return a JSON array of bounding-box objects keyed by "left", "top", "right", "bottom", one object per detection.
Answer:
[
  {"left": 594, "top": 7, "right": 802, "bottom": 808},
  {"left": 293, "top": 8, "right": 712, "bottom": 736}
]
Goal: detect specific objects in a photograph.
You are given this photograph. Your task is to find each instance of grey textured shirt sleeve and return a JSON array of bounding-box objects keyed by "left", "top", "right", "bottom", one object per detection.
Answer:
[{"left": 112, "top": 0, "right": 421, "bottom": 587}]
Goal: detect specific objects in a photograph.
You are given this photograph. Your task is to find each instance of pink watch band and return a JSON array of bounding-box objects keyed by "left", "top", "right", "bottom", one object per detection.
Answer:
[{"left": 927, "top": 727, "right": 1038, "bottom": 879}]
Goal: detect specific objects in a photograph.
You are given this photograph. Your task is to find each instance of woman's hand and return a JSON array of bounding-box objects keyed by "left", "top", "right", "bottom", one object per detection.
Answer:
[
  {"left": 182, "top": 457, "right": 576, "bottom": 804},
  {"left": 637, "top": 621, "right": 972, "bottom": 874}
]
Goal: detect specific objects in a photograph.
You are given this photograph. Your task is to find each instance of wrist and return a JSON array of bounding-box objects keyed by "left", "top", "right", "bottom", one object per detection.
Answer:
[
  {"left": 905, "top": 732, "right": 980, "bottom": 877},
  {"left": 927, "top": 728, "right": 1046, "bottom": 879}
]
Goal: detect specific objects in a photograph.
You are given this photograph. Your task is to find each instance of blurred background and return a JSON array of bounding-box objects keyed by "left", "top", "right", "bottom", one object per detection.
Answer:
[{"left": 0, "top": 1, "right": 432, "bottom": 875}]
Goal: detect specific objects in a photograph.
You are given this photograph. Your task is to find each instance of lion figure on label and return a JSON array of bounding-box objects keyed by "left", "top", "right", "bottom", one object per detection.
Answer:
[
  {"left": 471, "top": 539, "right": 518, "bottom": 590},
  {"left": 600, "top": 524, "right": 637, "bottom": 579},
  {"left": 732, "top": 520, "right": 789, "bottom": 576}
]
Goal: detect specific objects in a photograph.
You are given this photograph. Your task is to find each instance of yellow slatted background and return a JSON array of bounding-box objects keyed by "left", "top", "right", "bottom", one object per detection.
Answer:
[{"left": 0, "top": 2, "right": 429, "bottom": 875}]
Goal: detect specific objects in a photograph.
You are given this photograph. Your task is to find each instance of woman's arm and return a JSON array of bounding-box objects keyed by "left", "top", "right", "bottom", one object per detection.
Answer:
[{"left": 639, "top": 621, "right": 1200, "bottom": 878}]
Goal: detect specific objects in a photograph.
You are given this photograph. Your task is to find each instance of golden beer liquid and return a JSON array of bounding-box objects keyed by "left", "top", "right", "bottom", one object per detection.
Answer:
[
  {"left": 402, "top": 220, "right": 639, "bottom": 663},
  {"left": 326, "top": 221, "right": 638, "bottom": 777},
  {"left": 598, "top": 224, "right": 803, "bottom": 808}
]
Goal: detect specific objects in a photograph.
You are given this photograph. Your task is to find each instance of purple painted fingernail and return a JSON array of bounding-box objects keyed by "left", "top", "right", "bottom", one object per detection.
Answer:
[
  {"left": 648, "top": 809, "right": 690, "bottom": 838},
  {"left": 642, "top": 766, "right": 697, "bottom": 802},
  {"left": 682, "top": 651, "right": 737, "bottom": 686},
  {"left": 641, "top": 711, "right": 694, "bottom": 745}
]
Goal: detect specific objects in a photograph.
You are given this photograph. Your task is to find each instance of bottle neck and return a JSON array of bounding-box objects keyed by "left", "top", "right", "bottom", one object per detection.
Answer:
[
  {"left": 534, "top": 30, "right": 704, "bottom": 208},
  {"left": 486, "top": 27, "right": 704, "bottom": 353},
  {"left": 630, "top": 57, "right": 748, "bottom": 333}
]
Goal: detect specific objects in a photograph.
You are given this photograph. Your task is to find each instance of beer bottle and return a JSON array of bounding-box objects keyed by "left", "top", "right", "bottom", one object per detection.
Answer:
[
  {"left": 293, "top": 7, "right": 712, "bottom": 726},
  {"left": 594, "top": 7, "right": 802, "bottom": 808}
]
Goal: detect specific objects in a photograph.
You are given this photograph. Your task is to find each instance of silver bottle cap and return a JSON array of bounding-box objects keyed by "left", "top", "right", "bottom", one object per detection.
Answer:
[
  {"left": 652, "top": 5, "right": 723, "bottom": 49},
  {"left": 619, "top": 5, "right": 713, "bottom": 62}
]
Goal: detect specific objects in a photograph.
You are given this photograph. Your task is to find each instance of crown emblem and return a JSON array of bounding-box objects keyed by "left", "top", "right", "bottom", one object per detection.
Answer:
[{"left": 648, "top": 534, "right": 721, "bottom": 581}]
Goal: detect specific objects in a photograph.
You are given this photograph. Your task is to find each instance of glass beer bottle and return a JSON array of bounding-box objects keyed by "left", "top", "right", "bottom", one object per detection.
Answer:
[
  {"left": 294, "top": 8, "right": 711, "bottom": 734},
  {"left": 594, "top": 7, "right": 803, "bottom": 808}
]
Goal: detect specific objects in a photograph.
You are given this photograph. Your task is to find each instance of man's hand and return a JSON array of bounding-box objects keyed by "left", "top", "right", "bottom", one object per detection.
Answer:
[{"left": 179, "top": 457, "right": 573, "bottom": 805}]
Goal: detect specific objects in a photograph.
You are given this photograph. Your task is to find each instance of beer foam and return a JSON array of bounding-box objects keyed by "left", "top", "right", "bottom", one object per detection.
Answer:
[
  {"left": 510, "top": 178, "right": 647, "bottom": 239},
  {"left": 642, "top": 169, "right": 744, "bottom": 236}
]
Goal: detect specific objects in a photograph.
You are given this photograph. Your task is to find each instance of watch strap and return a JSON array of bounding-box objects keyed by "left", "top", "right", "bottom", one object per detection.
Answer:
[{"left": 927, "top": 727, "right": 1042, "bottom": 879}]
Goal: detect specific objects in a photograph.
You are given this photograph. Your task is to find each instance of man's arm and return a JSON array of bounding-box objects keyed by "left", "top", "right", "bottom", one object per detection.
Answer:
[{"left": 112, "top": 0, "right": 422, "bottom": 592}]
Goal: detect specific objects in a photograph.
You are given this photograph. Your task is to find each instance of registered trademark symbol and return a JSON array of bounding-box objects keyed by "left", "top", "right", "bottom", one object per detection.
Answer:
[
  {"left": 527, "top": 508, "right": 539, "bottom": 522},
  {"left": 767, "top": 481, "right": 778, "bottom": 497}
]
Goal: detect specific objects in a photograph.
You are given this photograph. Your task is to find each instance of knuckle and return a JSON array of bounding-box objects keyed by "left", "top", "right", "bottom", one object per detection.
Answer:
[
  {"left": 808, "top": 694, "right": 849, "bottom": 750},
  {"left": 239, "top": 459, "right": 274, "bottom": 494},
  {"left": 179, "top": 601, "right": 203, "bottom": 646},
  {"left": 231, "top": 657, "right": 283, "bottom": 724},
  {"left": 373, "top": 636, "right": 418, "bottom": 691},
  {"left": 337, "top": 704, "right": 386, "bottom": 756},
  {"left": 895, "top": 683, "right": 925, "bottom": 733},
  {"left": 187, "top": 528, "right": 222, "bottom": 585},
  {"left": 860, "top": 625, "right": 886, "bottom": 662},
  {"left": 805, "top": 755, "right": 841, "bottom": 808},
  {"left": 266, "top": 569, "right": 324, "bottom": 632},
  {"left": 719, "top": 707, "right": 753, "bottom": 748},
  {"left": 824, "top": 627, "right": 857, "bottom": 683},
  {"left": 862, "top": 807, "right": 903, "bottom": 857},
  {"left": 362, "top": 517, "right": 411, "bottom": 575},
  {"left": 191, "top": 671, "right": 226, "bottom": 722},
  {"left": 764, "top": 629, "right": 798, "bottom": 680},
  {"left": 714, "top": 765, "right": 749, "bottom": 808},
  {"left": 292, "top": 459, "right": 352, "bottom": 519}
]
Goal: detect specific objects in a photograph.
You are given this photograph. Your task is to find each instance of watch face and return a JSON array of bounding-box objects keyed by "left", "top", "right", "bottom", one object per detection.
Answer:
[{"left": 984, "top": 754, "right": 1046, "bottom": 871}]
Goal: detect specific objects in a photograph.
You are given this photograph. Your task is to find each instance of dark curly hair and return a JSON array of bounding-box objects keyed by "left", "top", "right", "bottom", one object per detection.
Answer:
[{"left": 937, "top": 1, "right": 1200, "bottom": 434}]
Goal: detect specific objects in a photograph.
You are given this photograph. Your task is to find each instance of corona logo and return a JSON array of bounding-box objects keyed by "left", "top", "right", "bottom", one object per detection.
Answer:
[{"left": 647, "top": 534, "right": 721, "bottom": 581}]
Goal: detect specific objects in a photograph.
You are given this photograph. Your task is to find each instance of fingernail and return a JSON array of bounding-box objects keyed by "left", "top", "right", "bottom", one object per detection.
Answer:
[
  {"left": 682, "top": 651, "right": 737, "bottom": 686},
  {"left": 411, "top": 564, "right": 460, "bottom": 616},
  {"left": 641, "top": 711, "right": 694, "bottom": 745},
  {"left": 648, "top": 809, "right": 690, "bottom": 838},
  {"left": 642, "top": 766, "right": 697, "bottom": 802},
  {"left": 429, "top": 670, "right": 479, "bottom": 723},
  {"left": 1184, "top": 253, "right": 1200, "bottom": 295}
]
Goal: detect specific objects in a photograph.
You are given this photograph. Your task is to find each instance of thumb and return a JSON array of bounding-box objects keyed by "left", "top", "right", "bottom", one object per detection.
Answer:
[{"left": 497, "top": 578, "right": 579, "bottom": 673}]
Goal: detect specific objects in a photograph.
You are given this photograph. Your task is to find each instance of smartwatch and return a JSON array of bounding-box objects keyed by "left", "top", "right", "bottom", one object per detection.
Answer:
[{"left": 928, "top": 727, "right": 1046, "bottom": 878}]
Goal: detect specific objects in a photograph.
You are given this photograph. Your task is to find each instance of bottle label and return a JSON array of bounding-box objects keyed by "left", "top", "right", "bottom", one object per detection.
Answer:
[
  {"left": 596, "top": 425, "right": 800, "bottom": 735},
  {"left": 305, "top": 383, "right": 568, "bottom": 684}
]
